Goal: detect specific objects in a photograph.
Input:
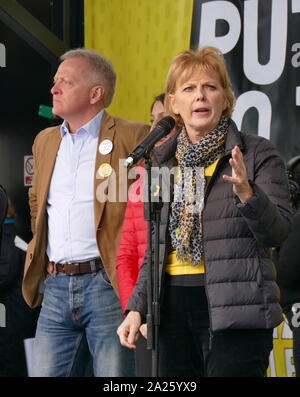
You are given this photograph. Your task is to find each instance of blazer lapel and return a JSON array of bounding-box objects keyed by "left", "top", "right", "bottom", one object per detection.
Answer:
[
  {"left": 39, "top": 127, "right": 62, "bottom": 216},
  {"left": 94, "top": 111, "right": 116, "bottom": 230}
]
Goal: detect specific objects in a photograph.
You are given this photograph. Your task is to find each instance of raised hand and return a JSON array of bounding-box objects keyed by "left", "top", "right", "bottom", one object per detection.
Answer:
[{"left": 222, "top": 145, "right": 253, "bottom": 203}]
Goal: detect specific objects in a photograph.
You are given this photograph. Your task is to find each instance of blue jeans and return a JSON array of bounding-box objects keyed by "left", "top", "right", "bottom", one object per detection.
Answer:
[{"left": 32, "top": 268, "right": 134, "bottom": 377}]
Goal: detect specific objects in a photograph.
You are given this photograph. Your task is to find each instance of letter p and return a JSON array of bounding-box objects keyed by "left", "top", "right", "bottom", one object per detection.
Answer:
[{"left": 199, "top": 1, "right": 241, "bottom": 54}]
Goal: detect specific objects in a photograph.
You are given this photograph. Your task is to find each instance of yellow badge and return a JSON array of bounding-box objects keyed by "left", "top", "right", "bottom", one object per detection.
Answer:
[
  {"left": 98, "top": 163, "right": 113, "bottom": 178},
  {"left": 153, "top": 185, "right": 160, "bottom": 197}
]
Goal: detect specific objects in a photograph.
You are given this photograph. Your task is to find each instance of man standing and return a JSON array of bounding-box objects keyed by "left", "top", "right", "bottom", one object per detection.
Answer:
[{"left": 22, "top": 49, "right": 149, "bottom": 377}]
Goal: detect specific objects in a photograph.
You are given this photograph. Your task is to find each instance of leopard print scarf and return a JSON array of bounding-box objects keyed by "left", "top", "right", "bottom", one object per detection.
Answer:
[{"left": 169, "top": 116, "right": 229, "bottom": 266}]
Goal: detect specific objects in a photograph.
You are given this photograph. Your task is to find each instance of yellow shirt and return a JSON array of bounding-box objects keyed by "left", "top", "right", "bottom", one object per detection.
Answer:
[{"left": 165, "top": 159, "right": 219, "bottom": 276}]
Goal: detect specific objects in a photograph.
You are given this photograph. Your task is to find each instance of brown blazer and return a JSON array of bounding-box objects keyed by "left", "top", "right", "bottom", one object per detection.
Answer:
[{"left": 22, "top": 111, "right": 149, "bottom": 308}]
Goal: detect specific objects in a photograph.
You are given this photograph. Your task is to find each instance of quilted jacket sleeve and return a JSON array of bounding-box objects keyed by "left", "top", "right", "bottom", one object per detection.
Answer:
[{"left": 236, "top": 137, "right": 292, "bottom": 247}]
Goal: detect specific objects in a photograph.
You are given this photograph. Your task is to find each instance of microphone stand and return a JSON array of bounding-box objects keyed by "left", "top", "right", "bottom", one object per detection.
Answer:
[{"left": 144, "top": 153, "right": 161, "bottom": 377}]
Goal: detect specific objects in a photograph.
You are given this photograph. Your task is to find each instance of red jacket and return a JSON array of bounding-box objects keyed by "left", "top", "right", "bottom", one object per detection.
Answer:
[{"left": 116, "top": 166, "right": 147, "bottom": 312}]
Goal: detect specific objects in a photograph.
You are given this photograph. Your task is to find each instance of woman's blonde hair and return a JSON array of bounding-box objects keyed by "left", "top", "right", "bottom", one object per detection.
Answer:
[{"left": 164, "top": 47, "right": 235, "bottom": 126}]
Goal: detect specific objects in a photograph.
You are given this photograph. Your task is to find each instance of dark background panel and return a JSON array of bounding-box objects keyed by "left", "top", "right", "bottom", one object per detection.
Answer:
[{"left": 0, "top": 0, "right": 83, "bottom": 242}]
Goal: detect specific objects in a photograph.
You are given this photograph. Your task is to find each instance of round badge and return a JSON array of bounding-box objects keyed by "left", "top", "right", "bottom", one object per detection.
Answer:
[
  {"left": 98, "top": 163, "right": 113, "bottom": 178},
  {"left": 153, "top": 185, "right": 160, "bottom": 197},
  {"left": 99, "top": 139, "right": 113, "bottom": 155}
]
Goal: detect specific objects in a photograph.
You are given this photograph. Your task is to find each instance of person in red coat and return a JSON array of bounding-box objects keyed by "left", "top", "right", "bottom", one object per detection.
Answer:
[
  {"left": 116, "top": 93, "right": 175, "bottom": 375},
  {"left": 117, "top": 94, "right": 166, "bottom": 313}
]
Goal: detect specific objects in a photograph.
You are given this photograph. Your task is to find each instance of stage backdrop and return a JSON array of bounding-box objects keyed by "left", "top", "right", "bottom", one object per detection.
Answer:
[
  {"left": 191, "top": 0, "right": 300, "bottom": 162},
  {"left": 84, "top": 0, "right": 299, "bottom": 376}
]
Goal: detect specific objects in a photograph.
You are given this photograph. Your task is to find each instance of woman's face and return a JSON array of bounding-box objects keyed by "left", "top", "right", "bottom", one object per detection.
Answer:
[
  {"left": 170, "top": 68, "right": 227, "bottom": 142},
  {"left": 150, "top": 100, "right": 176, "bottom": 145},
  {"left": 150, "top": 100, "right": 166, "bottom": 128}
]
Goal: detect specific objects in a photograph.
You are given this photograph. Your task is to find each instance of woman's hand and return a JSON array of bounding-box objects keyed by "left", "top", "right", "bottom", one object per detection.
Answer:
[
  {"left": 223, "top": 145, "right": 253, "bottom": 203},
  {"left": 139, "top": 323, "right": 147, "bottom": 339},
  {"left": 117, "top": 311, "right": 142, "bottom": 349}
]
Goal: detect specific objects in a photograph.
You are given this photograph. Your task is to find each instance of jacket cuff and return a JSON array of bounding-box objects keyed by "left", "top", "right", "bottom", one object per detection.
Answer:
[
  {"left": 124, "top": 307, "right": 146, "bottom": 323},
  {"left": 234, "top": 182, "right": 266, "bottom": 219}
]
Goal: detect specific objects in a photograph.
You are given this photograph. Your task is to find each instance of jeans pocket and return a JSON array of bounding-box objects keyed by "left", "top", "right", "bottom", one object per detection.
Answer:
[
  {"left": 97, "top": 268, "right": 112, "bottom": 287},
  {"left": 44, "top": 271, "right": 57, "bottom": 284},
  {"left": 44, "top": 273, "right": 51, "bottom": 285}
]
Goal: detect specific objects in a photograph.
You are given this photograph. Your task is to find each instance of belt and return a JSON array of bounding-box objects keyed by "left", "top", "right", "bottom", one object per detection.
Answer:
[{"left": 49, "top": 258, "right": 103, "bottom": 275}]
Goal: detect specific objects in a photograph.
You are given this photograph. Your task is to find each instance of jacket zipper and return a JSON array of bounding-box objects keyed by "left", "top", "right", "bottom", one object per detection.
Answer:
[
  {"left": 202, "top": 154, "right": 230, "bottom": 349},
  {"left": 201, "top": 218, "right": 214, "bottom": 350}
]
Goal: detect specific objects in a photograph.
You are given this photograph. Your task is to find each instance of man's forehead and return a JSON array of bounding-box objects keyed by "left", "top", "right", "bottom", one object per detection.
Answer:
[{"left": 54, "top": 58, "right": 87, "bottom": 78}]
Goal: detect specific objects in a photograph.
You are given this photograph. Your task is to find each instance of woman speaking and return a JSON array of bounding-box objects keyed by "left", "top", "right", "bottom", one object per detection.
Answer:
[{"left": 117, "top": 47, "right": 292, "bottom": 377}]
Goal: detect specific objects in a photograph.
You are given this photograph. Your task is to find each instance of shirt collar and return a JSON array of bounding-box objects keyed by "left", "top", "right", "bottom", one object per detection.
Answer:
[{"left": 60, "top": 109, "right": 104, "bottom": 138}]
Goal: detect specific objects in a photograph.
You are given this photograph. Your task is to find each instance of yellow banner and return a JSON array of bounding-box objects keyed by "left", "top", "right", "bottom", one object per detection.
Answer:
[{"left": 84, "top": 0, "right": 193, "bottom": 124}]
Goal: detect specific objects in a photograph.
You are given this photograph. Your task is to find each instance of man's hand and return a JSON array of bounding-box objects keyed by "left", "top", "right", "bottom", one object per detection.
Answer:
[
  {"left": 117, "top": 311, "right": 142, "bottom": 349},
  {"left": 222, "top": 145, "right": 253, "bottom": 203}
]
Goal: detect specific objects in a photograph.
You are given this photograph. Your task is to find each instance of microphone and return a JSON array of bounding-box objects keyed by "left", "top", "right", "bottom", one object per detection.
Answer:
[{"left": 124, "top": 116, "right": 175, "bottom": 167}]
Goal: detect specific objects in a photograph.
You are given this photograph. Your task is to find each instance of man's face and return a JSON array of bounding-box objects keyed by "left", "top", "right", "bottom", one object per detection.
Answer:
[{"left": 51, "top": 57, "right": 94, "bottom": 121}]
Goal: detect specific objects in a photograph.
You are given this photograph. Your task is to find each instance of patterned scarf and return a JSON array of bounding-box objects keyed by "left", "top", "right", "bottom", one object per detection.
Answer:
[{"left": 169, "top": 116, "right": 229, "bottom": 266}]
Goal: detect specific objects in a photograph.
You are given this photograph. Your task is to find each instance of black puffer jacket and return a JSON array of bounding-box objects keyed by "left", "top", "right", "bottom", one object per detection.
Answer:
[{"left": 126, "top": 120, "right": 292, "bottom": 332}]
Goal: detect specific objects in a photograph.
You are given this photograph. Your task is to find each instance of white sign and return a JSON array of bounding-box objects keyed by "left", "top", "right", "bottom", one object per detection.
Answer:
[{"left": 24, "top": 155, "right": 34, "bottom": 187}]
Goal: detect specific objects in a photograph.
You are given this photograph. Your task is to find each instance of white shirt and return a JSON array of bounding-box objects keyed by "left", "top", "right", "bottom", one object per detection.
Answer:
[{"left": 46, "top": 110, "right": 104, "bottom": 263}]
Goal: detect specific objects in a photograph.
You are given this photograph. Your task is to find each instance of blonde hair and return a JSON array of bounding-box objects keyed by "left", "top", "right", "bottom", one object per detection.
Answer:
[
  {"left": 60, "top": 48, "right": 116, "bottom": 107},
  {"left": 164, "top": 47, "right": 235, "bottom": 126}
]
